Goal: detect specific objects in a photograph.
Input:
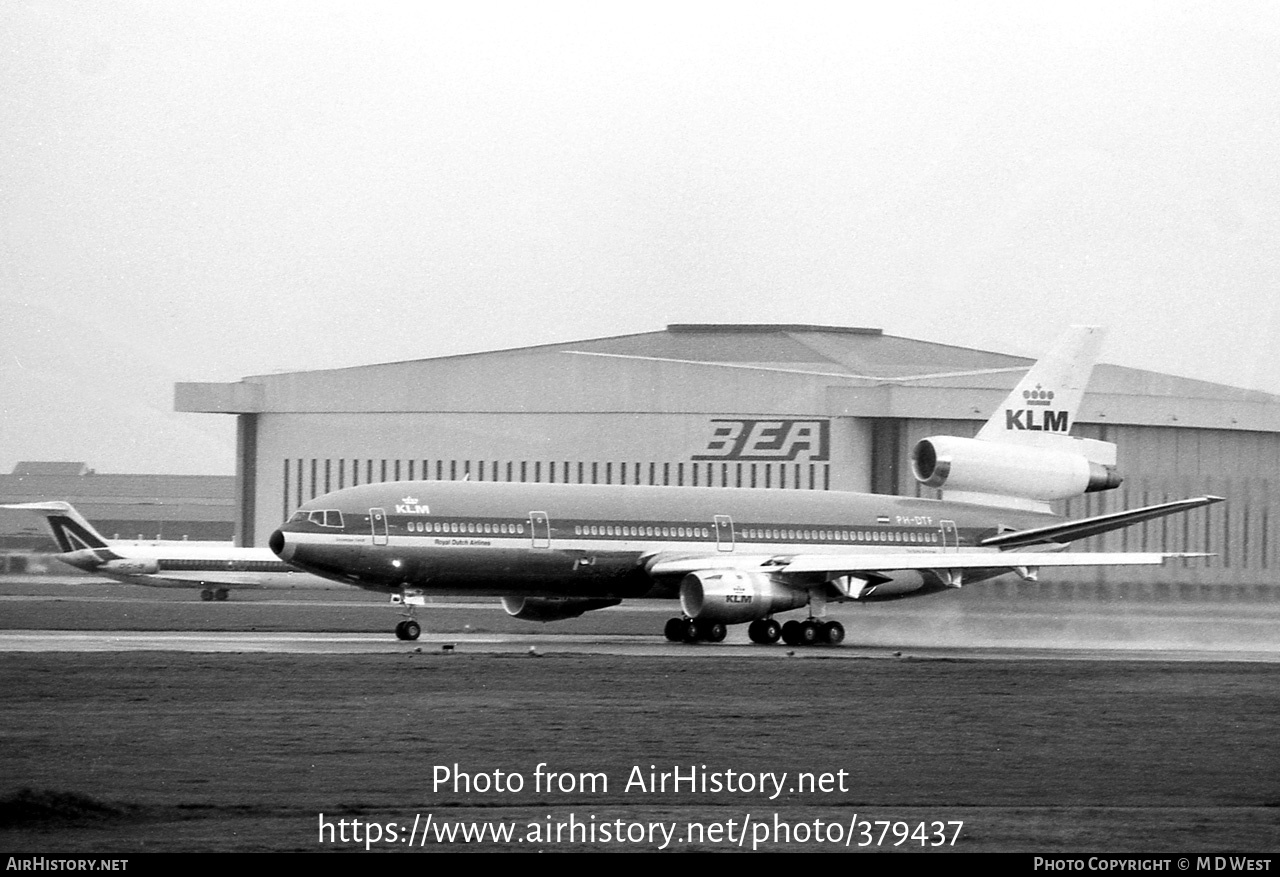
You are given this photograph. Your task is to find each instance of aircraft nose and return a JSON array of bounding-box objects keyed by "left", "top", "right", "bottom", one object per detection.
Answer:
[{"left": 269, "top": 529, "right": 294, "bottom": 561}]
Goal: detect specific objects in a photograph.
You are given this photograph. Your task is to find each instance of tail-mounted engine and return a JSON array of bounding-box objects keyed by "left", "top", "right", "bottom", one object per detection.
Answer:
[
  {"left": 501, "top": 596, "right": 621, "bottom": 622},
  {"left": 679, "top": 570, "right": 808, "bottom": 624},
  {"left": 911, "top": 436, "right": 1121, "bottom": 503}
]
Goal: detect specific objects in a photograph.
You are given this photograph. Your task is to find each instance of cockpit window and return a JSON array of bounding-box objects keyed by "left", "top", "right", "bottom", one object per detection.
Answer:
[
  {"left": 289, "top": 510, "right": 308, "bottom": 523},
  {"left": 306, "top": 510, "right": 345, "bottom": 528}
]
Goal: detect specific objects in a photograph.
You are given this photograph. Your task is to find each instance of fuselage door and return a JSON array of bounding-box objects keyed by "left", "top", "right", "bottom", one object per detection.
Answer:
[
  {"left": 530, "top": 511, "right": 550, "bottom": 549},
  {"left": 370, "top": 508, "right": 389, "bottom": 546},
  {"left": 714, "top": 515, "right": 734, "bottom": 552},
  {"left": 940, "top": 519, "right": 958, "bottom": 552}
]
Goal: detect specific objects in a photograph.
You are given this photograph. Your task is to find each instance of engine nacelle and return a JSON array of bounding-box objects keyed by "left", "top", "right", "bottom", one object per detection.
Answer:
[
  {"left": 911, "top": 436, "right": 1121, "bottom": 503},
  {"left": 101, "top": 558, "right": 160, "bottom": 575},
  {"left": 679, "top": 570, "right": 808, "bottom": 624},
  {"left": 501, "top": 596, "right": 621, "bottom": 623}
]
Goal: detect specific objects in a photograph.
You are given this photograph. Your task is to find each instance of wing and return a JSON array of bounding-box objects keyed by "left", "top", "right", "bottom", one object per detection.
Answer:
[
  {"left": 647, "top": 550, "right": 1206, "bottom": 579},
  {"left": 645, "top": 495, "right": 1222, "bottom": 580}
]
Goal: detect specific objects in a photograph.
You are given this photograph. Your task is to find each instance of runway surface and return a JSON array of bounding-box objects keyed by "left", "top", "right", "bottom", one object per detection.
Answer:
[
  {"left": 3, "top": 628, "right": 1279, "bottom": 662},
  {"left": 2, "top": 574, "right": 1278, "bottom": 662},
  {"left": 4, "top": 576, "right": 1279, "bottom": 853}
]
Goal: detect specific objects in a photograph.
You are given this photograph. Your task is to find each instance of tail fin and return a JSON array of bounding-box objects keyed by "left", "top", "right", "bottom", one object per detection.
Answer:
[
  {"left": 910, "top": 325, "right": 1120, "bottom": 511},
  {"left": 974, "top": 324, "right": 1115, "bottom": 466},
  {"left": 1, "top": 501, "right": 114, "bottom": 553}
]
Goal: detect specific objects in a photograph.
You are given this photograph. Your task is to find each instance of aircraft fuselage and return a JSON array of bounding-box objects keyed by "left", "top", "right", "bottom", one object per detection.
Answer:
[{"left": 271, "top": 480, "right": 1054, "bottom": 600}]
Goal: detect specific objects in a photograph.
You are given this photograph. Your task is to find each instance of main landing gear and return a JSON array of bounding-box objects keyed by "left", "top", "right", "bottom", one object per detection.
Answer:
[
  {"left": 199, "top": 588, "right": 229, "bottom": 601},
  {"left": 664, "top": 617, "right": 727, "bottom": 643},
  {"left": 664, "top": 616, "right": 845, "bottom": 646},
  {"left": 779, "top": 618, "right": 844, "bottom": 646}
]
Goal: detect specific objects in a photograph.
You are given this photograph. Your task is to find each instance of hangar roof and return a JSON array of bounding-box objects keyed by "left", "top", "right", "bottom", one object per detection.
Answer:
[{"left": 175, "top": 324, "right": 1280, "bottom": 432}]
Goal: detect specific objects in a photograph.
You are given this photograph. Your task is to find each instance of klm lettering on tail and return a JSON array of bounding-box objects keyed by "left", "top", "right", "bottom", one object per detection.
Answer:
[{"left": 1005, "top": 409, "right": 1069, "bottom": 432}]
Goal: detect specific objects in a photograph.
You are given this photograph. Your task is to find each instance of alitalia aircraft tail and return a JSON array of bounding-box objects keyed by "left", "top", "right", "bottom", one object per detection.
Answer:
[
  {"left": 910, "top": 326, "right": 1122, "bottom": 512},
  {"left": 2, "top": 501, "right": 116, "bottom": 555}
]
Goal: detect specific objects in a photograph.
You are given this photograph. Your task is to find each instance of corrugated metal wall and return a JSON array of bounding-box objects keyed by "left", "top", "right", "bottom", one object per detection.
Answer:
[{"left": 251, "top": 412, "right": 872, "bottom": 545}]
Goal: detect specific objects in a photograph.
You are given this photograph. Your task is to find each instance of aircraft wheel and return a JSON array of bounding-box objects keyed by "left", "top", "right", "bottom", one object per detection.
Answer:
[
  {"left": 214, "top": 588, "right": 229, "bottom": 601},
  {"left": 200, "top": 589, "right": 213, "bottom": 602},
  {"left": 704, "top": 622, "right": 727, "bottom": 643},
  {"left": 822, "top": 621, "right": 846, "bottom": 645},
  {"left": 394, "top": 621, "right": 408, "bottom": 640},
  {"left": 664, "top": 617, "right": 686, "bottom": 642},
  {"left": 798, "top": 620, "right": 821, "bottom": 646},
  {"left": 402, "top": 620, "right": 421, "bottom": 641},
  {"left": 693, "top": 619, "right": 720, "bottom": 642},
  {"left": 760, "top": 619, "right": 782, "bottom": 644},
  {"left": 781, "top": 619, "right": 801, "bottom": 645},
  {"left": 681, "top": 619, "right": 700, "bottom": 643},
  {"left": 749, "top": 619, "right": 780, "bottom": 645}
]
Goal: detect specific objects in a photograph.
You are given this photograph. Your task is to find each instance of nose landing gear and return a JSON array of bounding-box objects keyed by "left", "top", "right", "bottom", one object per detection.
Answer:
[
  {"left": 394, "top": 619, "right": 421, "bottom": 641},
  {"left": 390, "top": 588, "right": 425, "bottom": 640}
]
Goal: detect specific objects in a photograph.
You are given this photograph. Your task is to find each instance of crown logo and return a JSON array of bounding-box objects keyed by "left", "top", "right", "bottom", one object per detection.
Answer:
[
  {"left": 401, "top": 495, "right": 419, "bottom": 505},
  {"left": 1023, "top": 384, "right": 1055, "bottom": 406}
]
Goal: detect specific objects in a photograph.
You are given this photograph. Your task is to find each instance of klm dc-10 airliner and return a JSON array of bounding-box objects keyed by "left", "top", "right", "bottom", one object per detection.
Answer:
[{"left": 270, "top": 327, "right": 1221, "bottom": 644}]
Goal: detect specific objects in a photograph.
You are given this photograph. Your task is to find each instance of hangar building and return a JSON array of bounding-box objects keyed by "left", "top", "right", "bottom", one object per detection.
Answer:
[{"left": 175, "top": 324, "right": 1280, "bottom": 590}]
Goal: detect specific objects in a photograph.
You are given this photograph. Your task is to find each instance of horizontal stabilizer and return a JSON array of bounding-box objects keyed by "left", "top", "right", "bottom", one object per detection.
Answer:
[{"left": 979, "top": 496, "right": 1225, "bottom": 549}]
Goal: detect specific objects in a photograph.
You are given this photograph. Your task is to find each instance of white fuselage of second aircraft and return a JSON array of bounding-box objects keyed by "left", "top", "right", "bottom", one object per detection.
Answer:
[{"left": 54, "top": 540, "right": 330, "bottom": 590}]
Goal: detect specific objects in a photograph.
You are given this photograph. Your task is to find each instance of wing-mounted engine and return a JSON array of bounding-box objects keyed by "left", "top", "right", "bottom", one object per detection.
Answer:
[
  {"left": 501, "top": 596, "right": 621, "bottom": 622},
  {"left": 678, "top": 570, "right": 808, "bottom": 624},
  {"left": 911, "top": 436, "right": 1121, "bottom": 506}
]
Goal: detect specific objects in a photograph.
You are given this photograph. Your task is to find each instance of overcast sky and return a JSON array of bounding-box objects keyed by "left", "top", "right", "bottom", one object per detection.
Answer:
[{"left": 3, "top": 1, "right": 1278, "bottom": 474}]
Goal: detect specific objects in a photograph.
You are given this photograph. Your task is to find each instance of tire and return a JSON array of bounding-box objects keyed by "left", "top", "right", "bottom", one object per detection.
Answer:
[
  {"left": 403, "top": 620, "right": 421, "bottom": 641},
  {"left": 822, "top": 621, "right": 846, "bottom": 645},
  {"left": 664, "top": 617, "right": 686, "bottom": 642},
  {"left": 798, "top": 620, "right": 821, "bottom": 646},
  {"left": 760, "top": 619, "right": 782, "bottom": 644},
  {"left": 781, "top": 619, "right": 801, "bottom": 646}
]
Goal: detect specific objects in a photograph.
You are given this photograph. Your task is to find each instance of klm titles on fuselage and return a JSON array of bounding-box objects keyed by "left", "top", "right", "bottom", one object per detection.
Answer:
[
  {"left": 1005, "top": 409, "right": 1069, "bottom": 432},
  {"left": 396, "top": 497, "right": 431, "bottom": 515}
]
